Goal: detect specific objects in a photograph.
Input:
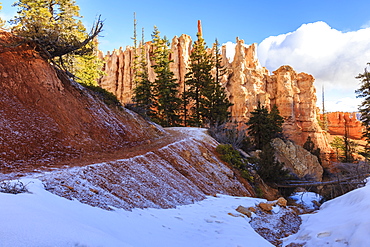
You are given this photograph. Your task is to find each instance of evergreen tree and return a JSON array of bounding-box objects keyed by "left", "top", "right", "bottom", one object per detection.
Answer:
[
  {"left": 330, "top": 136, "right": 344, "bottom": 161},
  {"left": 10, "top": 0, "right": 102, "bottom": 59},
  {"left": 255, "top": 143, "right": 289, "bottom": 183},
  {"left": 185, "top": 26, "right": 213, "bottom": 127},
  {"left": 269, "top": 104, "right": 284, "bottom": 137},
  {"left": 342, "top": 119, "right": 357, "bottom": 163},
  {"left": 69, "top": 53, "right": 104, "bottom": 86},
  {"left": 303, "top": 136, "right": 322, "bottom": 165},
  {"left": 131, "top": 12, "right": 140, "bottom": 89},
  {"left": 132, "top": 28, "right": 155, "bottom": 119},
  {"left": 206, "top": 39, "right": 233, "bottom": 127},
  {"left": 246, "top": 103, "right": 284, "bottom": 150},
  {"left": 151, "top": 26, "right": 181, "bottom": 127},
  {"left": 355, "top": 63, "right": 370, "bottom": 157}
]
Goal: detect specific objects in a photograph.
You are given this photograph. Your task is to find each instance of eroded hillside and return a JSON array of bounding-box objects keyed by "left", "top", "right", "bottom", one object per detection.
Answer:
[
  {"left": 0, "top": 31, "right": 254, "bottom": 209},
  {"left": 0, "top": 31, "right": 163, "bottom": 171}
]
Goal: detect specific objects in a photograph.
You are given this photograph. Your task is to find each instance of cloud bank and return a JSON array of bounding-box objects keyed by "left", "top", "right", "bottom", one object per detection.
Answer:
[{"left": 258, "top": 21, "right": 370, "bottom": 112}]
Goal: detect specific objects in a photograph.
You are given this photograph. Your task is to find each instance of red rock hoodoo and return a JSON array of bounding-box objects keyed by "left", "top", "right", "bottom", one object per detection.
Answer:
[{"left": 324, "top": 112, "right": 364, "bottom": 140}]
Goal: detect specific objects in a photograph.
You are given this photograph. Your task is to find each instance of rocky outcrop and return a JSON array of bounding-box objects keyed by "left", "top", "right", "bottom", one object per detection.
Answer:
[
  {"left": 323, "top": 112, "right": 364, "bottom": 140},
  {"left": 98, "top": 33, "right": 332, "bottom": 166},
  {"left": 271, "top": 138, "right": 323, "bottom": 181}
]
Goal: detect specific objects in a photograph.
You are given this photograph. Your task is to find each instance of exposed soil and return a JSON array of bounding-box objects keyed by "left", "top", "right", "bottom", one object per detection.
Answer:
[{"left": 0, "top": 30, "right": 163, "bottom": 176}]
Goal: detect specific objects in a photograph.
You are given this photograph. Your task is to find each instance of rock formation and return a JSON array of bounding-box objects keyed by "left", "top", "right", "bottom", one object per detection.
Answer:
[
  {"left": 98, "top": 34, "right": 332, "bottom": 166},
  {"left": 271, "top": 138, "right": 323, "bottom": 181},
  {"left": 322, "top": 112, "right": 364, "bottom": 140}
]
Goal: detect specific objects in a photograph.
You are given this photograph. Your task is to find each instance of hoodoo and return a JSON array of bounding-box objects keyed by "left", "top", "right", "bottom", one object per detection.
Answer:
[{"left": 98, "top": 33, "right": 332, "bottom": 166}]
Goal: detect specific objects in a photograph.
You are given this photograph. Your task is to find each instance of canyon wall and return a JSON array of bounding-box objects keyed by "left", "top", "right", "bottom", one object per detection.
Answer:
[
  {"left": 323, "top": 112, "right": 364, "bottom": 140},
  {"left": 98, "top": 34, "right": 332, "bottom": 165}
]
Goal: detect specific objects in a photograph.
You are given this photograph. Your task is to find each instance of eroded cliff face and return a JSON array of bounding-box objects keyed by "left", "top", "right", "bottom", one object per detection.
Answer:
[
  {"left": 323, "top": 112, "right": 364, "bottom": 140},
  {"left": 98, "top": 35, "right": 332, "bottom": 166}
]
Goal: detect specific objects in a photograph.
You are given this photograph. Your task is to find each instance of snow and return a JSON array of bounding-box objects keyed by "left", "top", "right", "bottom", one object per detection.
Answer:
[
  {"left": 0, "top": 178, "right": 272, "bottom": 247},
  {"left": 283, "top": 180, "right": 370, "bottom": 246},
  {"left": 3, "top": 176, "right": 370, "bottom": 246},
  {"left": 290, "top": 192, "right": 322, "bottom": 210}
]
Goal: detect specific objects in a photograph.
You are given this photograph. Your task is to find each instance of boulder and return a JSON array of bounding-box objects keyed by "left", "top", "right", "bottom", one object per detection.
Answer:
[
  {"left": 236, "top": 205, "right": 252, "bottom": 217},
  {"left": 258, "top": 202, "right": 274, "bottom": 212},
  {"left": 276, "top": 197, "right": 288, "bottom": 207},
  {"left": 271, "top": 138, "right": 323, "bottom": 181}
]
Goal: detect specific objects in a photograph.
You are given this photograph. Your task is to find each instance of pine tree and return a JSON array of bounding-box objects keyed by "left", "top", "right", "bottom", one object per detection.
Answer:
[
  {"left": 132, "top": 28, "right": 155, "bottom": 119},
  {"left": 185, "top": 22, "right": 213, "bottom": 127},
  {"left": 330, "top": 136, "right": 344, "bottom": 161},
  {"left": 131, "top": 12, "right": 140, "bottom": 89},
  {"left": 69, "top": 53, "right": 104, "bottom": 86},
  {"left": 356, "top": 63, "right": 370, "bottom": 157},
  {"left": 342, "top": 119, "right": 356, "bottom": 163},
  {"left": 206, "top": 39, "right": 233, "bottom": 127},
  {"left": 151, "top": 26, "right": 181, "bottom": 127},
  {"left": 246, "top": 102, "right": 284, "bottom": 150},
  {"left": 255, "top": 143, "right": 289, "bottom": 183},
  {"left": 303, "top": 136, "right": 322, "bottom": 165},
  {"left": 268, "top": 104, "right": 284, "bottom": 137},
  {"left": 10, "top": 0, "right": 102, "bottom": 59}
]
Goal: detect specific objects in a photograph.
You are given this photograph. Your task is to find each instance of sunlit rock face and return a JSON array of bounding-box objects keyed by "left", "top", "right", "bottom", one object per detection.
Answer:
[
  {"left": 98, "top": 35, "right": 332, "bottom": 166},
  {"left": 272, "top": 138, "right": 323, "bottom": 182},
  {"left": 323, "top": 112, "right": 364, "bottom": 140}
]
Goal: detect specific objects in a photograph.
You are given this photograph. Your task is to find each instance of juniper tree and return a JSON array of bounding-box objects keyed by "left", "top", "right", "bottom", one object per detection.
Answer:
[{"left": 151, "top": 26, "right": 181, "bottom": 127}]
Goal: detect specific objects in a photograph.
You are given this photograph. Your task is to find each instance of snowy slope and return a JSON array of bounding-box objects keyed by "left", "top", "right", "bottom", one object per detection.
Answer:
[
  {"left": 0, "top": 178, "right": 272, "bottom": 247},
  {"left": 283, "top": 179, "right": 370, "bottom": 247}
]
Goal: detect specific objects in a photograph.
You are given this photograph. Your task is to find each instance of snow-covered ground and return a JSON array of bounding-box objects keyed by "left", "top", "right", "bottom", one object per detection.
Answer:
[
  {"left": 0, "top": 178, "right": 272, "bottom": 247},
  {"left": 2, "top": 177, "right": 370, "bottom": 246},
  {"left": 284, "top": 179, "right": 370, "bottom": 247}
]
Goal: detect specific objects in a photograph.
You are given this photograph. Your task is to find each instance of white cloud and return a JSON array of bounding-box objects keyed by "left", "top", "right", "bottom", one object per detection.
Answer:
[
  {"left": 325, "top": 97, "right": 362, "bottom": 113},
  {"left": 257, "top": 21, "right": 370, "bottom": 112}
]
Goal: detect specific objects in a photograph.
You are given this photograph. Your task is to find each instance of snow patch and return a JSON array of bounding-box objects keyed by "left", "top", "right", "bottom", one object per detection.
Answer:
[
  {"left": 0, "top": 178, "right": 272, "bottom": 247},
  {"left": 283, "top": 179, "right": 370, "bottom": 246}
]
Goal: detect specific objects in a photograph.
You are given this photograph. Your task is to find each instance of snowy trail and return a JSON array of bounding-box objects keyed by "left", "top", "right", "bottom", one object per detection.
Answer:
[
  {"left": 283, "top": 179, "right": 370, "bottom": 247},
  {"left": 0, "top": 178, "right": 272, "bottom": 247}
]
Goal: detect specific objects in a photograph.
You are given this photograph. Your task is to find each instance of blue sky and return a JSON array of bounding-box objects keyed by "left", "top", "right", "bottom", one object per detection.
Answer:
[{"left": 1, "top": 0, "right": 370, "bottom": 111}]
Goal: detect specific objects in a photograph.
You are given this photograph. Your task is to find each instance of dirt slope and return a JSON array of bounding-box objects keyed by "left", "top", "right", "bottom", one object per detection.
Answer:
[
  {"left": 0, "top": 31, "right": 254, "bottom": 209},
  {"left": 0, "top": 31, "right": 163, "bottom": 171},
  {"left": 39, "top": 128, "right": 254, "bottom": 210}
]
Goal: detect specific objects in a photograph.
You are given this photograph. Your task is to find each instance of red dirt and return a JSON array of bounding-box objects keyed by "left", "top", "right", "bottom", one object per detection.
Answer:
[{"left": 0, "top": 31, "right": 163, "bottom": 174}]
